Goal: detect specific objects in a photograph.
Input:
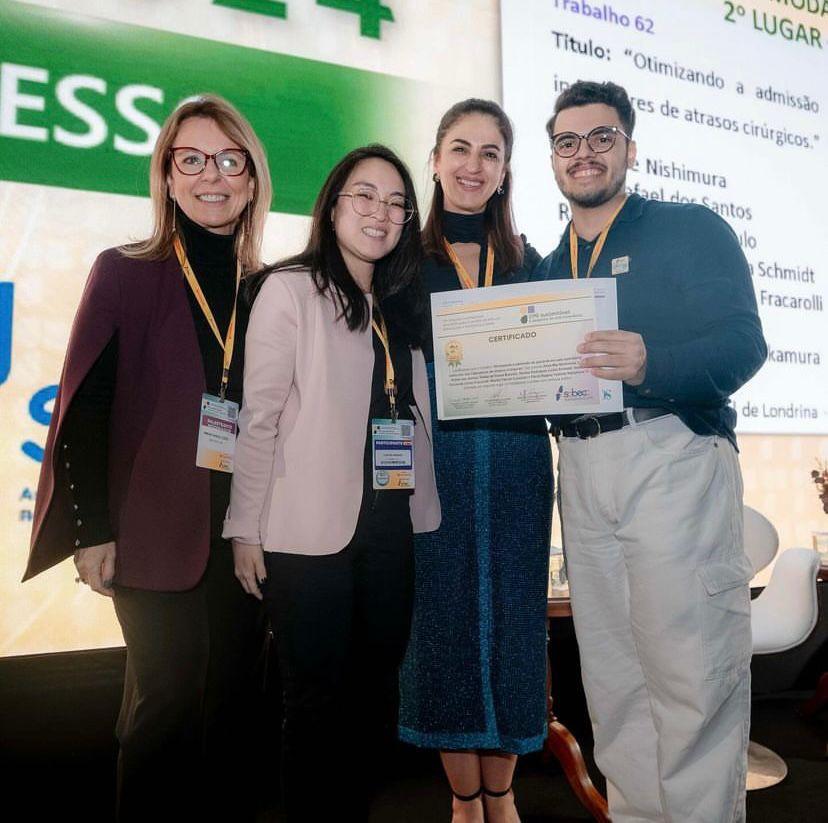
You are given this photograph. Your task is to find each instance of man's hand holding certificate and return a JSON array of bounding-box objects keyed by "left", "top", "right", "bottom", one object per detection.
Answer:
[{"left": 431, "top": 278, "right": 622, "bottom": 420}]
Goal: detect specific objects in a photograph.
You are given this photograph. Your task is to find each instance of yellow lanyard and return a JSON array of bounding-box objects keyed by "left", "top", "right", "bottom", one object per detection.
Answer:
[
  {"left": 569, "top": 196, "right": 628, "bottom": 279},
  {"left": 370, "top": 311, "right": 397, "bottom": 422},
  {"left": 173, "top": 233, "right": 241, "bottom": 400},
  {"left": 444, "top": 238, "right": 495, "bottom": 289}
]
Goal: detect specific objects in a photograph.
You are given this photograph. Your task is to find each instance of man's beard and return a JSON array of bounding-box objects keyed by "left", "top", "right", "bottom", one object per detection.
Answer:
[{"left": 557, "top": 164, "right": 627, "bottom": 209}]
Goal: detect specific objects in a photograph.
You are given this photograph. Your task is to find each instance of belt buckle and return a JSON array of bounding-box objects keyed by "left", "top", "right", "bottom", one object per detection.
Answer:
[{"left": 577, "top": 415, "right": 602, "bottom": 439}]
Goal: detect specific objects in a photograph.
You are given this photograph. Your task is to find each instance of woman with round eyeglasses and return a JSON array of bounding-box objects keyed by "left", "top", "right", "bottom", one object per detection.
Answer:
[
  {"left": 398, "top": 99, "right": 553, "bottom": 823},
  {"left": 25, "top": 94, "right": 272, "bottom": 822},
  {"left": 225, "top": 144, "right": 440, "bottom": 822}
]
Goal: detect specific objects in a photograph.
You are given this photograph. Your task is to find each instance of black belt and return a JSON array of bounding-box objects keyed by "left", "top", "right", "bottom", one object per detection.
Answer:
[{"left": 554, "top": 407, "right": 672, "bottom": 440}]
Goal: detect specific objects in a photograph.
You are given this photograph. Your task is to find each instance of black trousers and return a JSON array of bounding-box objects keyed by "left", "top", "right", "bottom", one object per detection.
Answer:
[
  {"left": 113, "top": 537, "right": 266, "bottom": 823},
  {"left": 264, "top": 490, "right": 415, "bottom": 823}
]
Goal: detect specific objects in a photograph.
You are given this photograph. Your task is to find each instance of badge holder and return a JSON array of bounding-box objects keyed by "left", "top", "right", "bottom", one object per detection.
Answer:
[
  {"left": 175, "top": 233, "right": 241, "bottom": 474},
  {"left": 371, "top": 313, "right": 415, "bottom": 490},
  {"left": 197, "top": 393, "right": 239, "bottom": 472}
]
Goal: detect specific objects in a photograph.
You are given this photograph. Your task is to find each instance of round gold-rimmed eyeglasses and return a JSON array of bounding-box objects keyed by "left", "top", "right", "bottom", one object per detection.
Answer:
[{"left": 337, "top": 188, "right": 415, "bottom": 225}]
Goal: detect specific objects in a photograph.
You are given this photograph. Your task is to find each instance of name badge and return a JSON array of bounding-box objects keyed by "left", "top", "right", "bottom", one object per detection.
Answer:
[
  {"left": 196, "top": 393, "right": 238, "bottom": 473},
  {"left": 611, "top": 255, "right": 630, "bottom": 275},
  {"left": 371, "top": 418, "right": 415, "bottom": 490}
]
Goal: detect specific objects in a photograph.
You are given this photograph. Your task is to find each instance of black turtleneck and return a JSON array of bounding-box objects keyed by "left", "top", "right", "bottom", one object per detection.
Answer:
[
  {"left": 441, "top": 209, "right": 486, "bottom": 245},
  {"left": 61, "top": 214, "right": 249, "bottom": 549},
  {"left": 427, "top": 210, "right": 492, "bottom": 297},
  {"left": 177, "top": 211, "right": 246, "bottom": 408}
]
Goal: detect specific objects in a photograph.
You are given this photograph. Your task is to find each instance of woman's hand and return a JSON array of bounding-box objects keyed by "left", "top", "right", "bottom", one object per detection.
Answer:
[
  {"left": 232, "top": 540, "right": 266, "bottom": 601},
  {"left": 74, "top": 541, "right": 117, "bottom": 598}
]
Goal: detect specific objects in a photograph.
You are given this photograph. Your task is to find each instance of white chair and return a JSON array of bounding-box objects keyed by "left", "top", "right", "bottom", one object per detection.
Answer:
[
  {"left": 741, "top": 506, "right": 821, "bottom": 790},
  {"left": 743, "top": 505, "right": 778, "bottom": 576},
  {"left": 751, "top": 549, "right": 820, "bottom": 655}
]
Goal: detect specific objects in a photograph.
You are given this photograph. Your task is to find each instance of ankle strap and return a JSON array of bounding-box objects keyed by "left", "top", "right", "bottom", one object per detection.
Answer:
[
  {"left": 482, "top": 785, "right": 512, "bottom": 798},
  {"left": 452, "top": 787, "right": 482, "bottom": 802}
]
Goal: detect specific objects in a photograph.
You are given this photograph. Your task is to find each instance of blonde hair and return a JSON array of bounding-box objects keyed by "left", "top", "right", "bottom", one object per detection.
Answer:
[{"left": 122, "top": 94, "right": 272, "bottom": 272}]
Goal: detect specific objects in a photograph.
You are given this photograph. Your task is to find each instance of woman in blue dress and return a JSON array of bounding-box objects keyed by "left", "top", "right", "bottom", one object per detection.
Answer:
[{"left": 399, "top": 99, "right": 553, "bottom": 823}]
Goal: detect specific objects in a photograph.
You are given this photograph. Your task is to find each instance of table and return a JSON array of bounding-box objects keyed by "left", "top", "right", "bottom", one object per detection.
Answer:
[{"left": 546, "top": 595, "right": 610, "bottom": 823}]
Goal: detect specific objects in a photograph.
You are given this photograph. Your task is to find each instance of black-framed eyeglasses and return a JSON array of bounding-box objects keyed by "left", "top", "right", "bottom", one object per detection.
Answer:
[
  {"left": 169, "top": 147, "right": 250, "bottom": 177},
  {"left": 337, "top": 188, "right": 415, "bottom": 225},
  {"left": 550, "top": 125, "right": 631, "bottom": 158}
]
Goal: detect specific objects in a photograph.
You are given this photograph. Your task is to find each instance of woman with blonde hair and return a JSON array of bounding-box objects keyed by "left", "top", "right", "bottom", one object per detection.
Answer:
[{"left": 25, "top": 94, "right": 272, "bottom": 822}]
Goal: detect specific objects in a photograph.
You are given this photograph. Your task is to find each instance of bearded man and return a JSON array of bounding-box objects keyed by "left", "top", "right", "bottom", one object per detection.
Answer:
[{"left": 535, "top": 80, "right": 767, "bottom": 823}]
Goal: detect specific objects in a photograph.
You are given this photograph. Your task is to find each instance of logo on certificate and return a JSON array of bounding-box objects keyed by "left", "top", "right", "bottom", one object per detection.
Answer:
[
  {"left": 519, "top": 304, "right": 535, "bottom": 324},
  {"left": 556, "top": 380, "right": 596, "bottom": 402},
  {"left": 445, "top": 339, "right": 463, "bottom": 367}
]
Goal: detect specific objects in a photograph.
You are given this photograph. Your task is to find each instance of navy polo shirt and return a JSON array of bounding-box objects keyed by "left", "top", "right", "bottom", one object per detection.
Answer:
[{"left": 533, "top": 194, "right": 767, "bottom": 446}]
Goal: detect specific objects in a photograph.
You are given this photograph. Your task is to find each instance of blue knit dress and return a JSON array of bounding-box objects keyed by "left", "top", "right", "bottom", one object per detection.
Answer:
[{"left": 399, "top": 214, "right": 553, "bottom": 754}]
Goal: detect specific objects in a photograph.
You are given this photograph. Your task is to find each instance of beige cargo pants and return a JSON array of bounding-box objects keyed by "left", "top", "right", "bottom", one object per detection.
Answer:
[{"left": 558, "top": 413, "right": 752, "bottom": 823}]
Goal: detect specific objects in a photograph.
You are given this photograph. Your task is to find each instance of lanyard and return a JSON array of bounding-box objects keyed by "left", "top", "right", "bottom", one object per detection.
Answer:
[
  {"left": 444, "top": 238, "right": 495, "bottom": 289},
  {"left": 569, "top": 196, "right": 628, "bottom": 279},
  {"left": 173, "top": 233, "right": 241, "bottom": 400},
  {"left": 370, "top": 311, "right": 397, "bottom": 422}
]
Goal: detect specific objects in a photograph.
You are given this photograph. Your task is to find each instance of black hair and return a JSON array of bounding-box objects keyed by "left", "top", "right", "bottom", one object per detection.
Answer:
[
  {"left": 546, "top": 81, "right": 635, "bottom": 141},
  {"left": 249, "top": 144, "right": 427, "bottom": 348}
]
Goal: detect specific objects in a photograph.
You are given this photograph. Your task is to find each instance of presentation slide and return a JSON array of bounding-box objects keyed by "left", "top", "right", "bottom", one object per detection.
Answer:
[{"left": 502, "top": 0, "right": 827, "bottom": 435}]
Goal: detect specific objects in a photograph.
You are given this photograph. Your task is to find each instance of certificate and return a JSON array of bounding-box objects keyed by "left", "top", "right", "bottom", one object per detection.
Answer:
[{"left": 431, "top": 278, "right": 622, "bottom": 420}]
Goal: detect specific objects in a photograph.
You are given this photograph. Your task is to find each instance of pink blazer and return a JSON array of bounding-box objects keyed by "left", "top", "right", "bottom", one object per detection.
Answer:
[{"left": 223, "top": 269, "right": 441, "bottom": 553}]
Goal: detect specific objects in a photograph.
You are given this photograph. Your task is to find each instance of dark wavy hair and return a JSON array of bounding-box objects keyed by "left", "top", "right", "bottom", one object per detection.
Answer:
[
  {"left": 546, "top": 80, "right": 636, "bottom": 142},
  {"left": 422, "top": 98, "right": 523, "bottom": 276},
  {"left": 250, "top": 144, "right": 427, "bottom": 348}
]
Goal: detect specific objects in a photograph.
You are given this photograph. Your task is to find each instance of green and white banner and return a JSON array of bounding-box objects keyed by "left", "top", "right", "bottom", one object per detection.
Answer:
[
  {"left": 1, "top": 0, "right": 413, "bottom": 211},
  {"left": 0, "top": 0, "right": 497, "bottom": 657}
]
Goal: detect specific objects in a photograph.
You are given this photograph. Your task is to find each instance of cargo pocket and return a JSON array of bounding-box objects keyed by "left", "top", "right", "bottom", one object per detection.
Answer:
[{"left": 697, "top": 553, "right": 753, "bottom": 680}]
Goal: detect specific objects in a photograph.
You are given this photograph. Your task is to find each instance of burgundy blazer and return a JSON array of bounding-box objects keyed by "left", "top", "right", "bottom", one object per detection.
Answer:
[{"left": 24, "top": 248, "right": 213, "bottom": 591}]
